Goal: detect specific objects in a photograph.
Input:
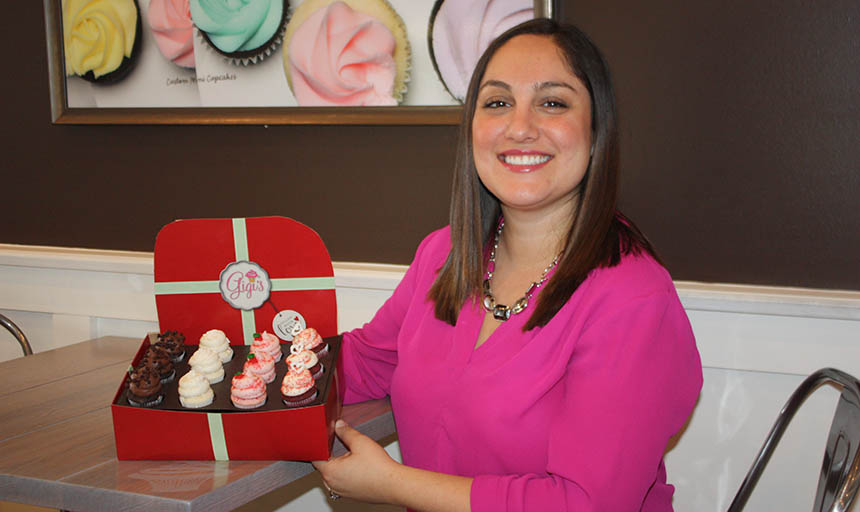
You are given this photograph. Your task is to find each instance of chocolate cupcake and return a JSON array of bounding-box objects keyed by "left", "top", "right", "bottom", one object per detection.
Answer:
[
  {"left": 62, "top": 0, "right": 143, "bottom": 84},
  {"left": 155, "top": 330, "right": 187, "bottom": 362},
  {"left": 140, "top": 346, "right": 176, "bottom": 383},
  {"left": 127, "top": 366, "right": 164, "bottom": 407},
  {"left": 190, "top": 0, "right": 288, "bottom": 66}
]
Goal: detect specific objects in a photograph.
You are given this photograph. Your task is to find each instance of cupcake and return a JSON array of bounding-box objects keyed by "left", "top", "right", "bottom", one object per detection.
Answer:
[
  {"left": 230, "top": 372, "right": 267, "bottom": 409},
  {"left": 62, "top": 0, "right": 143, "bottom": 84},
  {"left": 147, "top": 0, "right": 195, "bottom": 68},
  {"left": 178, "top": 369, "right": 215, "bottom": 408},
  {"left": 127, "top": 366, "right": 164, "bottom": 407},
  {"left": 429, "top": 0, "right": 533, "bottom": 102},
  {"left": 251, "top": 331, "right": 283, "bottom": 362},
  {"left": 292, "top": 327, "right": 328, "bottom": 357},
  {"left": 200, "top": 329, "right": 233, "bottom": 363},
  {"left": 188, "top": 346, "right": 225, "bottom": 384},
  {"left": 155, "top": 330, "right": 187, "bottom": 362},
  {"left": 281, "top": 360, "right": 317, "bottom": 407},
  {"left": 282, "top": 0, "right": 411, "bottom": 106},
  {"left": 189, "top": 0, "right": 288, "bottom": 66},
  {"left": 285, "top": 342, "right": 323, "bottom": 380},
  {"left": 243, "top": 352, "right": 276, "bottom": 383},
  {"left": 140, "top": 345, "right": 176, "bottom": 383}
]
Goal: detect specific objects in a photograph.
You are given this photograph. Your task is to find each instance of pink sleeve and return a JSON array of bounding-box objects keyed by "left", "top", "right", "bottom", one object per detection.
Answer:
[
  {"left": 471, "top": 290, "right": 702, "bottom": 511},
  {"left": 339, "top": 231, "right": 442, "bottom": 404}
]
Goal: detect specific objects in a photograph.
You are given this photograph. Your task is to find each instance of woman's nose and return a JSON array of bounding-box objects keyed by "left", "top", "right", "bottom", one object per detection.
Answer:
[{"left": 505, "top": 105, "right": 538, "bottom": 142}]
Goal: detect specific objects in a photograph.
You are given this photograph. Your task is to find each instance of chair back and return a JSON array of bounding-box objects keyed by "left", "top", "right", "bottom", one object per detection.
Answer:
[
  {"left": 728, "top": 368, "right": 860, "bottom": 512},
  {"left": 0, "top": 313, "right": 33, "bottom": 356}
]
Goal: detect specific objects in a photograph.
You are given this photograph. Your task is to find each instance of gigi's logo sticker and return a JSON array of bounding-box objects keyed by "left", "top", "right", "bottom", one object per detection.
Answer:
[{"left": 218, "top": 261, "right": 270, "bottom": 310}]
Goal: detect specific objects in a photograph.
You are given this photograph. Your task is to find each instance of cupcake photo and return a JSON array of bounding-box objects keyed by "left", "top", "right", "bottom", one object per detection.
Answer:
[
  {"left": 428, "top": 0, "right": 532, "bottom": 102},
  {"left": 282, "top": 0, "right": 411, "bottom": 106},
  {"left": 62, "top": 0, "right": 143, "bottom": 84},
  {"left": 147, "top": 0, "right": 196, "bottom": 68},
  {"left": 190, "top": 0, "right": 289, "bottom": 65}
]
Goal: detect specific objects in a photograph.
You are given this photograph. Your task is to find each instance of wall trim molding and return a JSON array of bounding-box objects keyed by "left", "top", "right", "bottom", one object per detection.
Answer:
[{"left": 2, "top": 243, "right": 858, "bottom": 321}]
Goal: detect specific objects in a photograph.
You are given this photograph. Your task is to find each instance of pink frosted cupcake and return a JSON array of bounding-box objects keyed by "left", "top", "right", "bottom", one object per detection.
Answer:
[
  {"left": 292, "top": 327, "right": 328, "bottom": 357},
  {"left": 281, "top": 360, "right": 317, "bottom": 407},
  {"left": 243, "top": 351, "right": 276, "bottom": 383},
  {"left": 285, "top": 342, "right": 323, "bottom": 380},
  {"left": 147, "top": 0, "right": 195, "bottom": 68},
  {"left": 282, "top": 0, "right": 411, "bottom": 106},
  {"left": 230, "top": 372, "right": 267, "bottom": 409},
  {"left": 251, "top": 331, "right": 283, "bottom": 362}
]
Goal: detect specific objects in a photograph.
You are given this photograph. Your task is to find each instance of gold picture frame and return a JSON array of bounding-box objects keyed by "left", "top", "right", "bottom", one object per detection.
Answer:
[{"left": 45, "top": 0, "right": 554, "bottom": 125}]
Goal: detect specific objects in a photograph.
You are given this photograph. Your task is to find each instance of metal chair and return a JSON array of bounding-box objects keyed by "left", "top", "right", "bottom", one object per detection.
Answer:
[
  {"left": 728, "top": 368, "right": 860, "bottom": 512},
  {"left": 0, "top": 313, "right": 33, "bottom": 356}
]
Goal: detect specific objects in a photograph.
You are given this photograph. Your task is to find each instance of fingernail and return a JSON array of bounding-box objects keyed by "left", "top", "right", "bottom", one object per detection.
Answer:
[{"left": 335, "top": 419, "right": 345, "bottom": 428}]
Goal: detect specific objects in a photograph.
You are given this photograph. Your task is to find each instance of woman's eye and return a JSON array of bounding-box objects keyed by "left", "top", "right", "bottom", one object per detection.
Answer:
[
  {"left": 483, "top": 99, "right": 509, "bottom": 109},
  {"left": 542, "top": 100, "right": 568, "bottom": 109}
]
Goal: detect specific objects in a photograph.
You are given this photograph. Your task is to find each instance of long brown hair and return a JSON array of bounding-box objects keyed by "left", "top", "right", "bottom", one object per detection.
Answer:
[{"left": 428, "top": 19, "right": 658, "bottom": 329}]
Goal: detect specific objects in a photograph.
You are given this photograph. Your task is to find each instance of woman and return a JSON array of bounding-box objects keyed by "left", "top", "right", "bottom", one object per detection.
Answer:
[{"left": 313, "top": 19, "right": 702, "bottom": 511}]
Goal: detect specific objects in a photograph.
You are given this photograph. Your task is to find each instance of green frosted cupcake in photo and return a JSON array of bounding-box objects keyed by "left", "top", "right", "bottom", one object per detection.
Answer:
[{"left": 190, "top": 0, "right": 288, "bottom": 65}]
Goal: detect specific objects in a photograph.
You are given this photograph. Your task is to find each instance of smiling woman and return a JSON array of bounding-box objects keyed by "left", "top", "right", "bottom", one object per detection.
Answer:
[{"left": 312, "top": 18, "right": 703, "bottom": 512}]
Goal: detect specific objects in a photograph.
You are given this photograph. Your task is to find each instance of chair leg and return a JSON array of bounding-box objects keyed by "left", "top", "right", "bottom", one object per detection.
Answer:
[{"left": 0, "top": 313, "right": 33, "bottom": 356}]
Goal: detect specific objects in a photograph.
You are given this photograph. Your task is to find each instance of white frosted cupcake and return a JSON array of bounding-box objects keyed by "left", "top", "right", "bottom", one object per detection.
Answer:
[
  {"left": 200, "top": 329, "right": 233, "bottom": 363},
  {"left": 285, "top": 342, "right": 323, "bottom": 380},
  {"left": 188, "top": 346, "right": 225, "bottom": 384},
  {"left": 178, "top": 369, "right": 215, "bottom": 408}
]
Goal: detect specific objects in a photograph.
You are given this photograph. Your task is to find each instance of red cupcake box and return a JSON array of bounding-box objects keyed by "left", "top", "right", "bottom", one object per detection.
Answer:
[{"left": 111, "top": 216, "right": 341, "bottom": 460}]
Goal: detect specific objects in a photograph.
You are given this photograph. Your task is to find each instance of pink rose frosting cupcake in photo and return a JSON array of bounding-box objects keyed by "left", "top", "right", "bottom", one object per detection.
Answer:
[
  {"left": 285, "top": 341, "right": 323, "bottom": 380},
  {"left": 292, "top": 327, "right": 328, "bottom": 357},
  {"left": 147, "top": 0, "right": 195, "bottom": 67},
  {"left": 429, "top": 0, "right": 533, "bottom": 102},
  {"left": 282, "top": 0, "right": 411, "bottom": 106},
  {"left": 230, "top": 372, "right": 267, "bottom": 409},
  {"left": 251, "top": 331, "right": 283, "bottom": 362},
  {"left": 243, "top": 351, "right": 276, "bottom": 383},
  {"left": 281, "top": 360, "right": 317, "bottom": 407}
]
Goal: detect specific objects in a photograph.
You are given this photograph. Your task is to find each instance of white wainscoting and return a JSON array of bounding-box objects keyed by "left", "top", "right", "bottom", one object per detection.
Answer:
[{"left": 1, "top": 243, "right": 858, "bottom": 511}]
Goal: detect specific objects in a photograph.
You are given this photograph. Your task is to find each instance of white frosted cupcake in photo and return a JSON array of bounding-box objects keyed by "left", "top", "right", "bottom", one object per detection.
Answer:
[
  {"left": 429, "top": 0, "right": 533, "bottom": 102},
  {"left": 190, "top": 0, "right": 288, "bottom": 65},
  {"left": 283, "top": 0, "right": 411, "bottom": 106}
]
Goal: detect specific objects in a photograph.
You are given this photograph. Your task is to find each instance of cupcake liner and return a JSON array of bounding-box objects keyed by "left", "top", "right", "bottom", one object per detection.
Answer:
[
  {"left": 196, "top": 18, "right": 287, "bottom": 67},
  {"left": 282, "top": 389, "right": 318, "bottom": 408},
  {"left": 127, "top": 392, "right": 165, "bottom": 408}
]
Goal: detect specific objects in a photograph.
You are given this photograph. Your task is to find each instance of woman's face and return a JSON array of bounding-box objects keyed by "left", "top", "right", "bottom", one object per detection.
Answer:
[{"left": 472, "top": 34, "right": 592, "bottom": 219}]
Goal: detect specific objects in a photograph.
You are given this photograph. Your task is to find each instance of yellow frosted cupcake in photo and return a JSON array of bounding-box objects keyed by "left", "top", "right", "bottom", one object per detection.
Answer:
[{"left": 62, "top": 0, "right": 142, "bottom": 83}]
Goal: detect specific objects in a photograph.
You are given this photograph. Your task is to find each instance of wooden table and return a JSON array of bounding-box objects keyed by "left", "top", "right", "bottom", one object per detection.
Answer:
[{"left": 0, "top": 336, "right": 395, "bottom": 511}]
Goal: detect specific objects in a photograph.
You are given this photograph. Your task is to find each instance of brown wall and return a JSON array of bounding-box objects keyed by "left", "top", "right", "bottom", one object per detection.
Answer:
[{"left": 2, "top": 1, "right": 858, "bottom": 290}]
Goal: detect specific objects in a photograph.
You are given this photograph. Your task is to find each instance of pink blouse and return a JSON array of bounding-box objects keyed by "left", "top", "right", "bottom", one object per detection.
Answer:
[{"left": 340, "top": 227, "right": 702, "bottom": 511}]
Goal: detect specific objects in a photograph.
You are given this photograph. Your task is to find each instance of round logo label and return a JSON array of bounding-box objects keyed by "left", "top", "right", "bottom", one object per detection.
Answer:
[
  {"left": 272, "top": 310, "right": 306, "bottom": 341},
  {"left": 218, "top": 261, "right": 270, "bottom": 310}
]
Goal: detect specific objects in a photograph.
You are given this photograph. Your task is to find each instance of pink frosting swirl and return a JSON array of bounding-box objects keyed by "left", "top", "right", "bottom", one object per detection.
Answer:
[
  {"left": 287, "top": 1, "right": 397, "bottom": 106},
  {"left": 147, "top": 0, "right": 195, "bottom": 68}
]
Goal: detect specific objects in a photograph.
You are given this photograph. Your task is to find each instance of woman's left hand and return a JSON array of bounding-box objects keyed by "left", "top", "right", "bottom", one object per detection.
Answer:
[{"left": 312, "top": 419, "right": 402, "bottom": 504}]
